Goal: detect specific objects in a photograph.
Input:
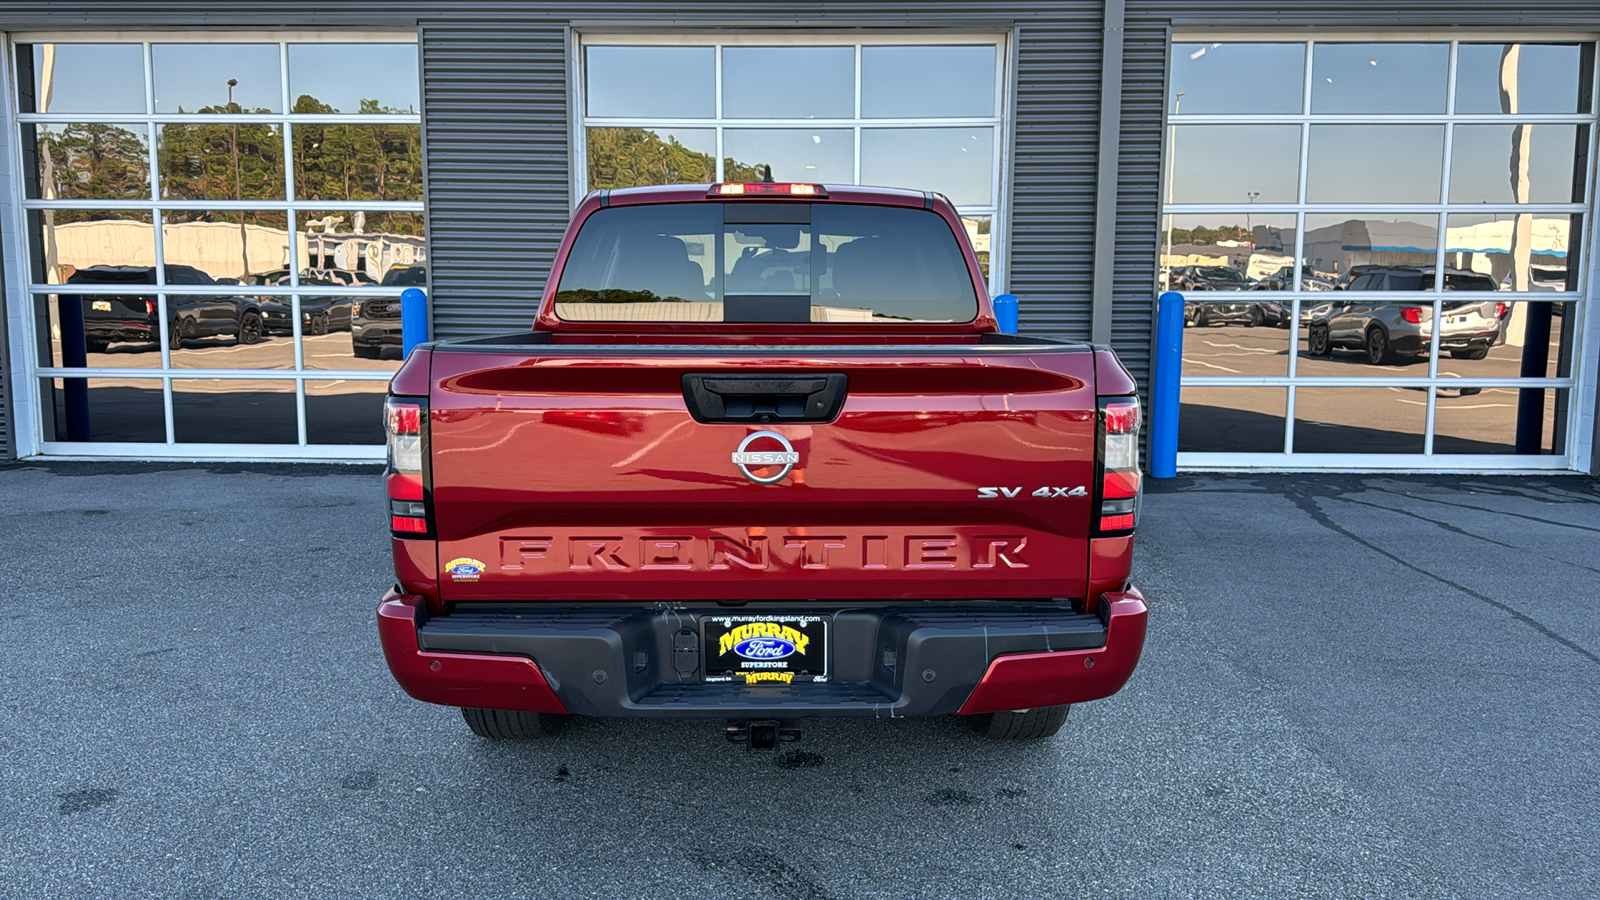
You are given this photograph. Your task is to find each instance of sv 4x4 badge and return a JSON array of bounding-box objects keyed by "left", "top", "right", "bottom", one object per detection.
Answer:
[{"left": 977, "top": 486, "right": 1088, "bottom": 499}]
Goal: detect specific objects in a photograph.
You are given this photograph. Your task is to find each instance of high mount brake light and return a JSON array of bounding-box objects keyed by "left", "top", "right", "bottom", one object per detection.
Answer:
[
  {"left": 1096, "top": 397, "right": 1142, "bottom": 535},
  {"left": 385, "top": 397, "right": 430, "bottom": 537},
  {"left": 710, "top": 183, "right": 825, "bottom": 197}
]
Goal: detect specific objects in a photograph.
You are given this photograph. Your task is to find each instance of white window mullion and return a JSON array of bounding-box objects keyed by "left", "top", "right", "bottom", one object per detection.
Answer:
[
  {"left": 1283, "top": 385, "right": 1296, "bottom": 454},
  {"left": 1424, "top": 386, "right": 1437, "bottom": 455},
  {"left": 294, "top": 375, "right": 307, "bottom": 446},
  {"left": 713, "top": 43, "right": 723, "bottom": 120},
  {"left": 143, "top": 41, "right": 155, "bottom": 116},
  {"left": 853, "top": 42, "right": 863, "bottom": 186},
  {"left": 162, "top": 375, "right": 175, "bottom": 445}
]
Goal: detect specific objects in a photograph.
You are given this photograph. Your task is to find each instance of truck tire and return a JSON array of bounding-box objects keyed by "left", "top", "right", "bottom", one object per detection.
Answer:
[
  {"left": 460, "top": 707, "right": 567, "bottom": 739},
  {"left": 967, "top": 705, "right": 1069, "bottom": 740}
]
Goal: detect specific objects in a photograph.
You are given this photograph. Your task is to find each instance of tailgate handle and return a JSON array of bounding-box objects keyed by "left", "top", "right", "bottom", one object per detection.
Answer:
[{"left": 682, "top": 373, "right": 848, "bottom": 424}]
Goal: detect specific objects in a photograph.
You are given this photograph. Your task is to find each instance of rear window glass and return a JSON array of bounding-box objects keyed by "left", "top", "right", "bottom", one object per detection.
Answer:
[
  {"left": 1386, "top": 271, "right": 1428, "bottom": 291},
  {"left": 553, "top": 202, "right": 978, "bottom": 323}
]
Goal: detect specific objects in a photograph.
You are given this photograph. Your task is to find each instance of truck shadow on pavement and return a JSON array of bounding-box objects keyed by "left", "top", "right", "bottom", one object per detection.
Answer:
[{"left": 374, "top": 711, "right": 1082, "bottom": 897}]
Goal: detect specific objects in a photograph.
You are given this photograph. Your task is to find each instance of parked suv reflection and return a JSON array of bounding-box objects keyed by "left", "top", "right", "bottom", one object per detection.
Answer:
[
  {"left": 257, "top": 269, "right": 358, "bottom": 336},
  {"left": 1305, "top": 266, "right": 1501, "bottom": 365},
  {"left": 1173, "top": 265, "right": 1264, "bottom": 327},
  {"left": 67, "top": 264, "right": 264, "bottom": 352}
]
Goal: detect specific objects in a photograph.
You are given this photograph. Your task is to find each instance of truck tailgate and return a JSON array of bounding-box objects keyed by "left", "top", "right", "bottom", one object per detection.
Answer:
[{"left": 426, "top": 344, "right": 1099, "bottom": 602}]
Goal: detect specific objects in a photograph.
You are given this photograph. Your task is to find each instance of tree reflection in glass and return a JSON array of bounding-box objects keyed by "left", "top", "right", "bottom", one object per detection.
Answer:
[{"left": 30, "top": 123, "right": 150, "bottom": 201}]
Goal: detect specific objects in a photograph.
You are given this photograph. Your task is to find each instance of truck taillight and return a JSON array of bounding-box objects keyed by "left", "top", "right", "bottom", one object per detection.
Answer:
[
  {"left": 1401, "top": 307, "right": 1422, "bottom": 324},
  {"left": 1096, "top": 397, "right": 1141, "bottom": 535},
  {"left": 385, "top": 396, "right": 430, "bottom": 537}
]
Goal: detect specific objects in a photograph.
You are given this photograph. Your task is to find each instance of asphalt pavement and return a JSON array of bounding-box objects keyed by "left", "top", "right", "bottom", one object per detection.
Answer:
[{"left": 1, "top": 463, "right": 1596, "bottom": 898}]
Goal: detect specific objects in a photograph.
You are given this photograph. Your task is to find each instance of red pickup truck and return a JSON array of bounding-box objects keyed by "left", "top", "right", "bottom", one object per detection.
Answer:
[{"left": 376, "top": 182, "right": 1148, "bottom": 748}]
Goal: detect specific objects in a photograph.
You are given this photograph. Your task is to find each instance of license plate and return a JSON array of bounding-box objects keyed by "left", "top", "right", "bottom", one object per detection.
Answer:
[
  {"left": 702, "top": 614, "right": 829, "bottom": 684},
  {"left": 91, "top": 300, "right": 112, "bottom": 312}
]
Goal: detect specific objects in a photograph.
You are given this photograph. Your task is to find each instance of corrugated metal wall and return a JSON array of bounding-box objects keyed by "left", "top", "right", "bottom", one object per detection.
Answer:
[
  {"left": 420, "top": 23, "right": 572, "bottom": 340},
  {"left": 1007, "top": 16, "right": 1105, "bottom": 341}
]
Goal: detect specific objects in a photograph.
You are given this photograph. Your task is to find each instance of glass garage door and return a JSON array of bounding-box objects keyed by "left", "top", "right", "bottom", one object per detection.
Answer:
[
  {"left": 1163, "top": 39, "right": 1595, "bottom": 468},
  {"left": 10, "top": 36, "right": 425, "bottom": 458},
  {"left": 576, "top": 35, "right": 1007, "bottom": 297}
]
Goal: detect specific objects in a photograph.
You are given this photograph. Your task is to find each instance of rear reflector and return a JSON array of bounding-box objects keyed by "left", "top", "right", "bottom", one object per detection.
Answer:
[
  {"left": 391, "top": 515, "right": 428, "bottom": 534},
  {"left": 1097, "top": 397, "right": 1142, "bottom": 535},
  {"left": 1100, "top": 513, "right": 1136, "bottom": 531},
  {"left": 711, "top": 183, "right": 825, "bottom": 197}
]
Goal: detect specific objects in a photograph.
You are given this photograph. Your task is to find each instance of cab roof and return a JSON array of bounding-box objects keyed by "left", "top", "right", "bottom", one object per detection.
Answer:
[{"left": 598, "top": 183, "right": 940, "bottom": 209}]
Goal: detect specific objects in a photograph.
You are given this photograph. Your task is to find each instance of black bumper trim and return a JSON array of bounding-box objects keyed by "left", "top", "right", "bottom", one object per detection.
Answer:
[{"left": 417, "top": 604, "right": 1107, "bottom": 718}]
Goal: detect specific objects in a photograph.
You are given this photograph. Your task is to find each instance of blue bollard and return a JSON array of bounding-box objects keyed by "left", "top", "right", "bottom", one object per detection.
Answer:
[
  {"left": 1149, "top": 291, "right": 1185, "bottom": 478},
  {"left": 400, "top": 287, "right": 428, "bottom": 358},
  {"left": 993, "top": 293, "right": 1018, "bottom": 334}
]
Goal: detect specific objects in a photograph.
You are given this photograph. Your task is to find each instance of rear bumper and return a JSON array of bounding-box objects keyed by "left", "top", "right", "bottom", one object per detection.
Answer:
[
  {"left": 375, "top": 587, "right": 1147, "bottom": 718},
  {"left": 85, "top": 320, "right": 155, "bottom": 342}
]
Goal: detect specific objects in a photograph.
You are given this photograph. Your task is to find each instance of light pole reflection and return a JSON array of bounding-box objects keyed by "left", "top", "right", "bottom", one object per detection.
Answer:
[{"left": 1163, "top": 91, "right": 1185, "bottom": 285}]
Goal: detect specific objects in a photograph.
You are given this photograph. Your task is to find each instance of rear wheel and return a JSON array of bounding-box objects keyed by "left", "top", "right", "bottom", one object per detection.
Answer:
[
  {"left": 967, "top": 705, "right": 1069, "bottom": 740},
  {"left": 460, "top": 707, "right": 568, "bottom": 739},
  {"left": 310, "top": 313, "right": 329, "bottom": 336},
  {"left": 169, "top": 320, "right": 185, "bottom": 350},
  {"left": 1365, "top": 326, "right": 1395, "bottom": 365}
]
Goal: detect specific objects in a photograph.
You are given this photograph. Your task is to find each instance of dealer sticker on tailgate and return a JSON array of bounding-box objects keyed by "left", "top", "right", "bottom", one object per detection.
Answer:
[{"left": 702, "top": 614, "right": 829, "bottom": 684}]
